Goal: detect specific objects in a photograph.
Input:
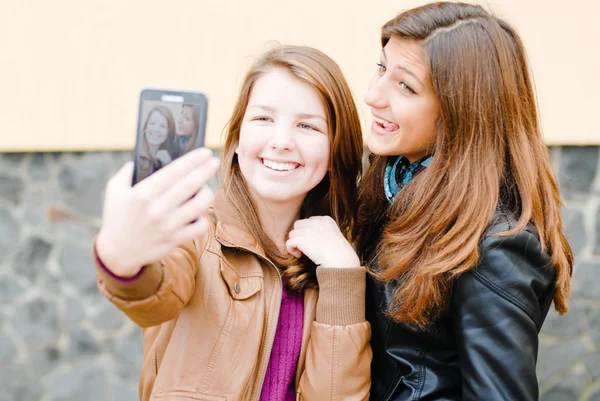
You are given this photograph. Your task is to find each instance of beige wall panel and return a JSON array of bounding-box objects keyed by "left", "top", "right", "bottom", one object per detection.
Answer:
[{"left": 0, "top": 0, "right": 598, "bottom": 152}]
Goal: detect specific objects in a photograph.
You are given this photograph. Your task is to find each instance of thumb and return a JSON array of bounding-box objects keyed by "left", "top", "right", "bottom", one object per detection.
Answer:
[{"left": 286, "top": 238, "right": 304, "bottom": 258}]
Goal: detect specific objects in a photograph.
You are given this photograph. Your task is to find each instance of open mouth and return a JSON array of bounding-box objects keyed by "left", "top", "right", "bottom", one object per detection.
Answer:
[
  {"left": 261, "top": 158, "right": 300, "bottom": 172},
  {"left": 373, "top": 117, "right": 400, "bottom": 132}
]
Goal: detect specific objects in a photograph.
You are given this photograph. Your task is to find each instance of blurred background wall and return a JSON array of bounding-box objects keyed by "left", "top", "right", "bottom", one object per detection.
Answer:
[{"left": 0, "top": 0, "right": 599, "bottom": 400}]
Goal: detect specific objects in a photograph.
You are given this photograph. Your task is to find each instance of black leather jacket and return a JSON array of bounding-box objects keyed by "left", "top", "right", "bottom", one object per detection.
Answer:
[{"left": 367, "top": 207, "right": 556, "bottom": 401}]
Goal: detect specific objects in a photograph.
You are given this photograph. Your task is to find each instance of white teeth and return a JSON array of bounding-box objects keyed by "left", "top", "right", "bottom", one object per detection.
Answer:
[
  {"left": 374, "top": 117, "right": 391, "bottom": 125},
  {"left": 263, "top": 159, "right": 297, "bottom": 171}
]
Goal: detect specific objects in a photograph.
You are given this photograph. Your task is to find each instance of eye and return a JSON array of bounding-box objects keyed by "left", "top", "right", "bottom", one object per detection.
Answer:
[
  {"left": 253, "top": 116, "right": 273, "bottom": 122},
  {"left": 377, "top": 63, "right": 386, "bottom": 75},
  {"left": 399, "top": 82, "right": 416, "bottom": 95},
  {"left": 298, "top": 122, "right": 317, "bottom": 131}
]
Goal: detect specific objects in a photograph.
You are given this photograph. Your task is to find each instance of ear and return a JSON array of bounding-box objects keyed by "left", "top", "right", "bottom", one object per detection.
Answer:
[{"left": 235, "top": 146, "right": 240, "bottom": 155}]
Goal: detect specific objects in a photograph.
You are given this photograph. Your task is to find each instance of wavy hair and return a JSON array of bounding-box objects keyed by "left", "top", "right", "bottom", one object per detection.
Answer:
[{"left": 355, "top": 2, "right": 573, "bottom": 327}]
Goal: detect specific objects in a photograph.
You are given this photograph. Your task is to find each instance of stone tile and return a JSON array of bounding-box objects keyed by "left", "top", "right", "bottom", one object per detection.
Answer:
[
  {"left": 65, "top": 296, "right": 87, "bottom": 330},
  {"left": 38, "top": 267, "right": 62, "bottom": 295},
  {"left": 584, "top": 351, "right": 600, "bottom": 380},
  {"left": 0, "top": 208, "right": 21, "bottom": 264},
  {"left": 595, "top": 206, "right": 600, "bottom": 256},
  {"left": 540, "top": 370, "right": 587, "bottom": 401},
  {"left": 54, "top": 219, "right": 97, "bottom": 245},
  {"left": 49, "top": 358, "right": 106, "bottom": 401},
  {"left": 59, "top": 242, "right": 95, "bottom": 290},
  {"left": 12, "top": 236, "right": 53, "bottom": 283},
  {"left": 92, "top": 306, "right": 127, "bottom": 334},
  {"left": 71, "top": 151, "right": 86, "bottom": 159},
  {"left": 541, "top": 302, "right": 583, "bottom": 337},
  {"left": 56, "top": 158, "right": 109, "bottom": 218},
  {"left": 109, "top": 327, "right": 144, "bottom": 381},
  {"left": 562, "top": 207, "right": 587, "bottom": 258},
  {"left": 0, "top": 175, "right": 25, "bottom": 205},
  {"left": 571, "top": 262, "right": 600, "bottom": 300},
  {"left": 66, "top": 329, "right": 101, "bottom": 361},
  {"left": 0, "top": 332, "right": 17, "bottom": 362},
  {"left": 559, "top": 146, "right": 599, "bottom": 195},
  {"left": 22, "top": 189, "right": 47, "bottom": 227},
  {"left": 109, "top": 380, "right": 139, "bottom": 401},
  {"left": 31, "top": 345, "right": 63, "bottom": 377},
  {"left": 537, "top": 338, "right": 588, "bottom": 383},
  {"left": 0, "top": 362, "right": 42, "bottom": 401},
  {"left": 81, "top": 286, "right": 111, "bottom": 313},
  {"left": 588, "top": 309, "right": 600, "bottom": 347},
  {"left": 48, "top": 152, "right": 63, "bottom": 162},
  {"left": 109, "top": 151, "right": 133, "bottom": 171},
  {"left": 28, "top": 153, "right": 50, "bottom": 182},
  {"left": 0, "top": 153, "right": 26, "bottom": 169},
  {"left": 11, "top": 297, "right": 60, "bottom": 350},
  {"left": 0, "top": 274, "right": 27, "bottom": 304}
]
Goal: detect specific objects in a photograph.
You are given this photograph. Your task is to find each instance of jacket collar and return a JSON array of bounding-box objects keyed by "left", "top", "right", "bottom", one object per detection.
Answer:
[{"left": 212, "top": 190, "right": 267, "bottom": 260}]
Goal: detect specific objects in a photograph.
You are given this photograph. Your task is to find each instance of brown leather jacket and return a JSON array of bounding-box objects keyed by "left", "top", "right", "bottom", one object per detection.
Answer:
[{"left": 95, "top": 191, "right": 372, "bottom": 401}]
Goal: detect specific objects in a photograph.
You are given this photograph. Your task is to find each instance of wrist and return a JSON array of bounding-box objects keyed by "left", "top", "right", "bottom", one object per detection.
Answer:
[
  {"left": 95, "top": 231, "right": 142, "bottom": 278},
  {"left": 321, "top": 254, "right": 361, "bottom": 269}
]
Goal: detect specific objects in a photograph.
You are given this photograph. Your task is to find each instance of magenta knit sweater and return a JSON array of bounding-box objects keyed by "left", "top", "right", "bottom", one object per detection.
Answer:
[{"left": 259, "top": 282, "right": 305, "bottom": 401}]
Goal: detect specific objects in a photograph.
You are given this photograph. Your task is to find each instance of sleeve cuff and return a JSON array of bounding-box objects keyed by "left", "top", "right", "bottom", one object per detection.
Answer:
[
  {"left": 93, "top": 239, "right": 164, "bottom": 301},
  {"left": 315, "top": 266, "right": 366, "bottom": 326}
]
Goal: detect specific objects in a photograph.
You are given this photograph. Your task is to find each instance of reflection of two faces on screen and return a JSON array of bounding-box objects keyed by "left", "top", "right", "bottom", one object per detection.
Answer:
[
  {"left": 144, "top": 105, "right": 196, "bottom": 147},
  {"left": 133, "top": 89, "right": 208, "bottom": 186}
]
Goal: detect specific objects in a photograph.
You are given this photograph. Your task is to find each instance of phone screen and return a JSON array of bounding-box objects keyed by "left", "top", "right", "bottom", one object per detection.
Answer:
[{"left": 133, "top": 89, "right": 208, "bottom": 185}]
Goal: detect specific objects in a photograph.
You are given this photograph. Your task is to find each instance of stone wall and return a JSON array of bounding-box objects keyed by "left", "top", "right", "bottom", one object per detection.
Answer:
[{"left": 0, "top": 147, "right": 598, "bottom": 401}]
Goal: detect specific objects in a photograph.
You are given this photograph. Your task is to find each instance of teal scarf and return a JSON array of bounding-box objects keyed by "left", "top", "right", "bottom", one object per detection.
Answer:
[{"left": 383, "top": 155, "right": 433, "bottom": 203}]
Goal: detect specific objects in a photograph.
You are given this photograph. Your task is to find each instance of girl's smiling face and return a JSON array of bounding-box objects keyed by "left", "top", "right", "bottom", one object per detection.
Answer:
[{"left": 236, "top": 68, "right": 330, "bottom": 205}]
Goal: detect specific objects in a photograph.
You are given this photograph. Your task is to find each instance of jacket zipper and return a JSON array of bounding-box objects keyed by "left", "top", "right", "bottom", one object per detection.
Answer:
[
  {"left": 254, "top": 260, "right": 282, "bottom": 401},
  {"left": 217, "top": 240, "right": 282, "bottom": 401}
]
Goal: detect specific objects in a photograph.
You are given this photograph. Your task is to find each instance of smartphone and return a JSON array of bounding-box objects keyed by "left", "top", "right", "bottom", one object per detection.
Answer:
[{"left": 132, "top": 88, "right": 208, "bottom": 185}]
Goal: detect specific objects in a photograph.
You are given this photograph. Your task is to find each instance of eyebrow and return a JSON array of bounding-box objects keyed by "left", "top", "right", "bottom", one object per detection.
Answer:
[
  {"left": 380, "top": 49, "right": 424, "bottom": 87},
  {"left": 249, "top": 105, "right": 328, "bottom": 123}
]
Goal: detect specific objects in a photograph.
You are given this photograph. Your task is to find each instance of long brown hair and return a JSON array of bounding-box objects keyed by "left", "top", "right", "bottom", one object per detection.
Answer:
[
  {"left": 222, "top": 45, "right": 363, "bottom": 290},
  {"left": 355, "top": 2, "right": 573, "bottom": 328}
]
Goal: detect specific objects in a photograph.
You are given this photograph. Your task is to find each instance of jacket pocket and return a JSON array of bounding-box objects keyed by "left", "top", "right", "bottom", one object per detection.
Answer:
[{"left": 219, "top": 259, "right": 261, "bottom": 301}]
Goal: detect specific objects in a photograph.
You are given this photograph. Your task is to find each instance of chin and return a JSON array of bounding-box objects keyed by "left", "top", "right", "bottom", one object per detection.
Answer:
[
  {"left": 367, "top": 138, "right": 399, "bottom": 156},
  {"left": 251, "top": 186, "right": 302, "bottom": 204}
]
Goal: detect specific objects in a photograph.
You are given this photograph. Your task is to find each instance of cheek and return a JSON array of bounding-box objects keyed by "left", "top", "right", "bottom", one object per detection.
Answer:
[
  {"left": 416, "top": 103, "right": 439, "bottom": 145},
  {"left": 237, "top": 125, "right": 265, "bottom": 158},
  {"left": 395, "top": 99, "right": 436, "bottom": 135},
  {"left": 303, "top": 137, "right": 330, "bottom": 172}
]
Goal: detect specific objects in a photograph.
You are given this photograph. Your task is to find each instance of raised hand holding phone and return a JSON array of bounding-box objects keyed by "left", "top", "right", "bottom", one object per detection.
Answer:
[{"left": 96, "top": 148, "right": 220, "bottom": 278}]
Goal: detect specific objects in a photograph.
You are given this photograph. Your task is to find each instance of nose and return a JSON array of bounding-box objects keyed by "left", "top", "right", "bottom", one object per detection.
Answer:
[
  {"left": 364, "top": 77, "right": 389, "bottom": 110},
  {"left": 268, "top": 123, "right": 296, "bottom": 151}
]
